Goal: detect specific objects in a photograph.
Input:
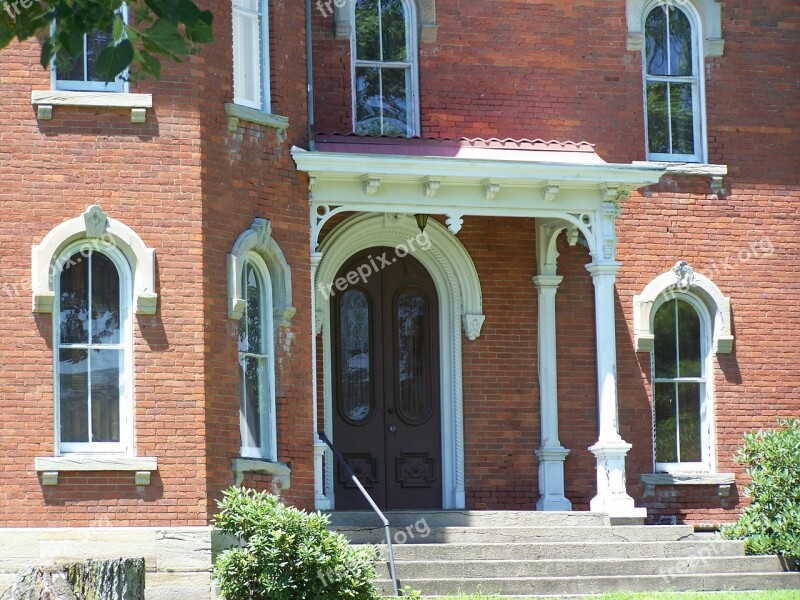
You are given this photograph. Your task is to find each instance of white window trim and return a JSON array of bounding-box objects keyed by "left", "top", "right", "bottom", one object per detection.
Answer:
[
  {"left": 334, "top": 0, "right": 438, "bottom": 43},
  {"left": 232, "top": 0, "right": 271, "bottom": 113},
  {"left": 640, "top": 0, "right": 707, "bottom": 163},
  {"left": 53, "top": 240, "right": 134, "bottom": 456},
  {"left": 350, "top": 0, "right": 420, "bottom": 137},
  {"left": 52, "top": 6, "right": 129, "bottom": 93},
  {"left": 650, "top": 293, "right": 714, "bottom": 473},
  {"left": 626, "top": 0, "right": 724, "bottom": 58},
  {"left": 32, "top": 205, "right": 157, "bottom": 315},
  {"left": 238, "top": 253, "right": 277, "bottom": 461}
]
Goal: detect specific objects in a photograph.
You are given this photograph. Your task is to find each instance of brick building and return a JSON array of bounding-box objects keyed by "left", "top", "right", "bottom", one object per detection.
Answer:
[{"left": 0, "top": 0, "right": 798, "bottom": 596}]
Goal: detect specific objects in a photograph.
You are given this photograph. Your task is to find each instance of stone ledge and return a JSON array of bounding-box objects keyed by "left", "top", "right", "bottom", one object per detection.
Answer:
[
  {"left": 35, "top": 456, "right": 158, "bottom": 486},
  {"left": 224, "top": 103, "right": 289, "bottom": 142},
  {"left": 231, "top": 458, "right": 290, "bottom": 488},
  {"left": 31, "top": 91, "right": 153, "bottom": 122},
  {"left": 633, "top": 161, "right": 728, "bottom": 194},
  {"left": 640, "top": 472, "right": 736, "bottom": 498}
]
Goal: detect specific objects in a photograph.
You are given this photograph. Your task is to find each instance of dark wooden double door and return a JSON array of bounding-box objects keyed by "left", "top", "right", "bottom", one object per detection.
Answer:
[{"left": 332, "top": 247, "right": 442, "bottom": 510}]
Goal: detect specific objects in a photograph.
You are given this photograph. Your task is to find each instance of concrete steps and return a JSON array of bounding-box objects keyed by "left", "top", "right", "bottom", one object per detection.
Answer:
[{"left": 325, "top": 510, "right": 800, "bottom": 597}]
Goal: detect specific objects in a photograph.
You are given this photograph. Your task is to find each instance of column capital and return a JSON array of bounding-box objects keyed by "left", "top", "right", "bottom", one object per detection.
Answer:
[
  {"left": 532, "top": 274, "right": 563, "bottom": 289},
  {"left": 585, "top": 262, "right": 621, "bottom": 278}
]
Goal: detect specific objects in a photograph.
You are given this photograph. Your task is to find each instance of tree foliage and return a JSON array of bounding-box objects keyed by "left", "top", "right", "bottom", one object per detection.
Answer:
[
  {"left": 721, "top": 418, "right": 800, "bottom": 560},
  {"left": 0, "top": 0, "right": 213, "bottom": 82}
]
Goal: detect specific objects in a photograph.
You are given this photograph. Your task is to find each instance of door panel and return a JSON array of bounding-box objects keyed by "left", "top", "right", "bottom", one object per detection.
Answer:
[{"left": 332, "top": 247, "right": 442, "bottom": 510}]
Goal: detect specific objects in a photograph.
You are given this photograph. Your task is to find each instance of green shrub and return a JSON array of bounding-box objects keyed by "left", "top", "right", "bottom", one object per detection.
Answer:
[
  {"left": 212, "top": 487, "right": 381, "bottom": 600},
  {"left": 721, "top": 418, "right": 800, "bottom": 559}
]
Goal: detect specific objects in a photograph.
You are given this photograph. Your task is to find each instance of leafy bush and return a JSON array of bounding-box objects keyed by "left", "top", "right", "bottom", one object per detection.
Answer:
[
  {"left": 212, "top": 487, "right": 381, "bottom": 600},
  {"left": 721, "top": 418, "right": 800, "bottom": 559}
]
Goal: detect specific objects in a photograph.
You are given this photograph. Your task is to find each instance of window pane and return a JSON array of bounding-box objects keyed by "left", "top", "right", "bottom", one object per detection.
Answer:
[
  {"left": 669, "top": 7, "right": 693, "bottom": 77},
  {"left": 654, "top": 382, "right": 677, "bottom": 463},
  {"left": 241, "top": 264, "right": 263, "bottom": 354},
  {"left": 60, "top": 348, "right": 89, "bottom": 443},
  {"left": 677, "top": 299, "right": 701, "bottom": 377},
  {"left": 91, "top": 349, "right": 121, "bottom": 443},
  {"left": 60, "top": 253, "right": 90, "bottom": 345},
  {"left": 678, "top": 382, "right": 702, "bottom": 462},
  {"left": 381, "top": 0, "right": 407, "bottom": 62},
  {"left": 355, "top": 66, "right": 382, "bottom": 135},
  {"left": 356, "top": 0, "right": 380, "bottom": 61},
  {"left": 91, "top": 252, "right": 121, "bottom": 345},
  {"left": 56, "top": 41, "right": 86, "bottom": 82},
  {"left": 396, "top": 289, "right": 431, "bottom": 423},
  {"left": 233, "top": 11, "right": 262, "bottom": 106},
  {"left": 381, "top": 67, "right": 411, "bottom": 136},
  {"left": 670, "top": 83, "right": 695, "bottom": 156},
  {"left": 233, "top": 0, "right": 259, "bottom": 10},
  {"left": 645, "top": 7, "right": 668, "bottom": 76},
  {"left": 654, "top": 299, "right": 677, "bottom": 378},
  {"left": 338, "top": 289, "right": 372, "bottom": 422},
  {"left": 86, "top": 29, "right": 115, "bottom": 82},
  {"left": 240, "top": 355, "right": 263, "bottom": 448},
  {"left": 646, "top": 82, "right": 669, "bottom": 155}
]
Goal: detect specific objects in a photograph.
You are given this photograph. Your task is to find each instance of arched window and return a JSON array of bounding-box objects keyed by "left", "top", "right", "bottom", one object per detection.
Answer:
[
  {"left": 238, "top": 255, "right": 277, "bottom": 460},
  {"left": 652, "top": 296, "right": 711, "bottom": 471},
  {"left": 55, "top": 244, "right": 132, "bottom": 454},
  {"left": 643, "top": 2, "right": 704, "bottom": 162},
  {"left": 352, "top": 0, "right": 418, "bottom": 136}
]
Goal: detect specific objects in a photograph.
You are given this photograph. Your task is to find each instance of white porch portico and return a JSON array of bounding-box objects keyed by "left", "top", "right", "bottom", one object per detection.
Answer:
[{"left": 292, "top": 136, "right": 664, "bottom": 517}]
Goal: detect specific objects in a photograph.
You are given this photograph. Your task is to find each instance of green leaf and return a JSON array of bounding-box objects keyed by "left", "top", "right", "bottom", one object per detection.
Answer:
[
  {"left": 94, "top": 39, "right": 134, "bottom": 81},
  {"left": 141, "top": 18, "right": 185, "bottom": 56},
  {"left": 186, "top": 18, "right": 212, "bottom": 43},
  {"left": 112, "top": 14, "right": 125, "bottom": 41},
  {"left": 144, "top": 0, "right": 180, "bottom": 23}
]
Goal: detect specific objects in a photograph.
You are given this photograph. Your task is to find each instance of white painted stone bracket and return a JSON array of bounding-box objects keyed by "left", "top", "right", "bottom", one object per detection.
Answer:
[
  {"left": 231, "top": 458, "right": 291, "bottom": 489},
  {"left": 224, "top": 103, "right": 289, "bottom": 143},
  {"left": 35, "top": 456, "right": 158, "bottom": 486},
  {"left": 640, "top": 472, "right": 736, "bottom": 498},
  {"left": 31, "top": 91, "right": 153, "bottom": 123}
]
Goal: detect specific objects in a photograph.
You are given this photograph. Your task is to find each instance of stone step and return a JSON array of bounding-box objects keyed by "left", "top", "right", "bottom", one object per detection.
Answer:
[
  {"left": 333, "top": 524, "right": 695, "bottom": 544},
  {"left": 377, "top": 555, "right": 785, "bottom": 579},
  {"left": 377, "top": 571, "right": 800, "bottom": 596},
  {"left": 325, "top": 510, "right": 613, "bottom": 528},
  {"left": 374, "top": 539, "right": 745, "bottom": 561}
]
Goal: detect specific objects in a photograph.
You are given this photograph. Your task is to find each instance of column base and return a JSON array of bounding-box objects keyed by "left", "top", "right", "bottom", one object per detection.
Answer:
[
  {"left": 535, "top": 446, "right": 572, "bottom": 511},
  {"left": 588, "top": 440, "right": 647, "bottom": 519}
]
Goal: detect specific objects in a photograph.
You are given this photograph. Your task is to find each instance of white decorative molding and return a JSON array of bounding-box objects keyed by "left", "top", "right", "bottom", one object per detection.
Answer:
[
  {"left": 423, "top": 178, "right": 441, "bottom": 198},
  {"left": 316, "top": 213, "right": 484, "bottom": 509},
  {"left": 462, "top": 314, "right": 485, "bottom": 341},
  {"left": 640, "top": 472, "right": 735, "bottom": 497},
  {"left": 483, "top": 180, "right": 500, "bottom": 201},
  {"left": 445, "top": 213, "right": 464, "bottom": 235},
  {"left": 35, "top": 456, "right": 158, "bottom": 486},
  {"left": 31, "top": 205, "right": 157, "bottom": 315},
  {"left": 625, "top": 0, "right": 724, "bottom": 58},
  {"left": 231, "top": 458, "right": 291, "bottom": 488},
  {"left": 334, "top": 0, "right": 437, "bottom": 42},
  {"left": 227, "top": 218, "right": 295, "bottom": 328},
  {"left": 31, "top": 91, "right": 153, "bottom": 122},
  {"left": 362, "top": 175, "right": 381, "bottom": 196},
  {"left": 634, "top": 262, "right": 733, "bottom": 353},
  {"left": 542, "top": 184, "right": 560, "bottom": 203},
  {"left": 224, "top": 103, "right": 289, "bottom": 143}
]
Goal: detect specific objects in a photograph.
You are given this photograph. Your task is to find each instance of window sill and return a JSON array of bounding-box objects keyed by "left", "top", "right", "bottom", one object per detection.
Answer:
[
  {"left": 35, "top": 455, "right": 158, "bottom": 486},
  {"left": 231, "top": 458, "right": 291, "bottom": 488},
  {"left": 31, "top": 91, "right": 153, "bottom": 123},
  {"left": 640, "top": 472, "right": 735, "bottom": 498},
  {"left": 633, "top": 161, "right": 728, "bottom": 194},
  {"left": 224, "top": 103, "right": 289, "bottom": 142}
]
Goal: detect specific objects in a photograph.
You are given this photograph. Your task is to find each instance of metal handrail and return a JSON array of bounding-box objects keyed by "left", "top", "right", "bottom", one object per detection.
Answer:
[{"left": 317, "top": 431, "right": 399, "bottom": 597}]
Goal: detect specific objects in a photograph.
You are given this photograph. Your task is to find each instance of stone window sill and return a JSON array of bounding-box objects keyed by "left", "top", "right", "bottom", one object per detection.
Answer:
[
  {"left": 640, "top": 472, "right": 735, "bottom": 498},
  {"left": 31, "top": 91, "right": 153, "bottom": 123},
  {"left": 633, "top": 161, "right": 728, "bottom": 194},
  {"left": 35, "top": 455, "right": 158, "bottom": 486},
  {"left": 225, "top": 103, "right": 289, "bottom": 142},
  {"left": 231, "top": 458, "right": 291, "bottom": 488}
]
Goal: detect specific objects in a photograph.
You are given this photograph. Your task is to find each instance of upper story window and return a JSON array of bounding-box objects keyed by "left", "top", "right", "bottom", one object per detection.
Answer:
[
  {"left": 54, "top": 10, "right": 127, "bottom": 92},
  {"left": 653, "top": 296, "right": 711, "bottom": 472},
  {"left": 643, "top": 2, "right": 704, "bottom": 162},
  {"left": 233, "top": 0, "right": 270, "bottom": 111},
  {"left": 353, "top": 0, "right": 418, "bottom": 136},
  {"left": 238, "top": 256, "right": 277, "bottom": 460},
  {"left": 56, "top": 246, "right": 132, "bottom": 454}
]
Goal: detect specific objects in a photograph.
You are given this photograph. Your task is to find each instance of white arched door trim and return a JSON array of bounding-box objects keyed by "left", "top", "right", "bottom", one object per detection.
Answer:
[{"left": 316, "top": 212, "right": 484, "bottom": 509}]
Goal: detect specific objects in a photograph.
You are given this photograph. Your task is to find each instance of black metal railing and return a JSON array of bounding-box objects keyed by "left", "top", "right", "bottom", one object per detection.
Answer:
[{"left": 317, "top": 431, "right": 399, "bottom": 597}]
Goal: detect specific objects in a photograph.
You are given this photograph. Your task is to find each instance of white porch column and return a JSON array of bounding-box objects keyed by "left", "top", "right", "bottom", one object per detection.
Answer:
[
  {"left": 311, "top": 250, "right": 331, "bottom": 510},
  {"left": 586, "top": 262, "right": 645, "bottom": 518},
  {"left": 533, "top": 275, "right": 571, "bottom": 511}
]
